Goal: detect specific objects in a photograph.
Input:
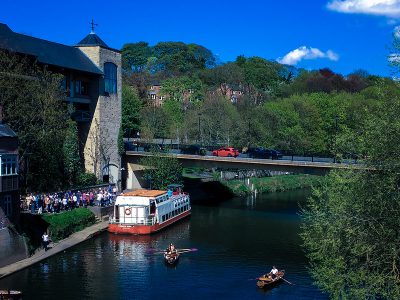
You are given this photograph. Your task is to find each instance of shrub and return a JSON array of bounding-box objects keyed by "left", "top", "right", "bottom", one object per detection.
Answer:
[
  {"left": 41, "top": 208, "right": 96, "bottom": 242},
  {"left": 76, "top": 172, "right": 98, "bottom": 187}
]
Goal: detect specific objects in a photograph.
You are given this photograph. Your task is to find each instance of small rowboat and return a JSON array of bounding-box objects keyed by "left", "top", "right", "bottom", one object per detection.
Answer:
[
  {"left": 0, "top": 290, "right": 23, "bottom": 299},
  {"left": 164, "top": 251, "right": 180, "bottom": 265},
  {"left": 256, "top": 270, "right": 285, "bottom": 289}
]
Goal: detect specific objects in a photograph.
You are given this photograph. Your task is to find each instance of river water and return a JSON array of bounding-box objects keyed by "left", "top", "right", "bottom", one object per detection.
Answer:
[{"left": 0, "top": 189, "right": 327, "bottom": 299}]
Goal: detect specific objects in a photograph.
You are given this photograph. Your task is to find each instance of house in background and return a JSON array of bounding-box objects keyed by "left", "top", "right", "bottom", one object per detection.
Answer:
[
  {"left": 147, "top": 81, "right": 164, "bottom": 106},
  {"left": 0, "top": 23, "right": 122, "bottom": 184}
]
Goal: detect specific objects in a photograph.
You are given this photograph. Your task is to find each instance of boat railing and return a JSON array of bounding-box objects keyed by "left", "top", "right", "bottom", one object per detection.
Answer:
[{"left": 110, "top": 215, "right": 157, "bottom": 226}]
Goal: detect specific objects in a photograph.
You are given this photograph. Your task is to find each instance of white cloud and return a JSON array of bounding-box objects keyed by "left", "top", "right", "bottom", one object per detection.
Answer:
[
  {"left": 277, "top": 46, "right": 339, "bottom": 65},
  {"left": 327, "top": 0, "right": 400, "bottom": 18}
]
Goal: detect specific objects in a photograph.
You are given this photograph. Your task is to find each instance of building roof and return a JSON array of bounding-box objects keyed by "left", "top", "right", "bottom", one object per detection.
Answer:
[
  {"left": 0, "top": 123, "right": 17, "bottom": 138},
  {"left": 123, "top": 189, "right": 166, "bottom": 198},
  {"left": 0, "top": 23, "right": 103, "bottom": 75},
  {"left": 76, "top": 32, "right": 120, "bottom": 52},
  {"left": 76, "top": 32, "right": 109, "bottom": 48}
]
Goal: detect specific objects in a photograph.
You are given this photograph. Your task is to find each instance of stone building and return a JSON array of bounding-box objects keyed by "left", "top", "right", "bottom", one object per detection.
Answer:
[{"left": 0, "top": 23, "right": 122, "bottom": 184}]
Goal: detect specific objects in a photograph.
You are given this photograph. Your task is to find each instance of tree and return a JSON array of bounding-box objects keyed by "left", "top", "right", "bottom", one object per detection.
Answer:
[
  {"left": 153, "top": 42, "right": 215, "bottom": 75},
  {"left": 198, "top": 95, "right": 241, "bottom": 146},
  {"left": 301, "top": 88, "right": 400, "bottom": 299},
  {"left": 140, "top": 105, "right": 170, "bottom": 140},
  {"left": 160, "top": 75, "right": 204, "bottom": 104},
  {"left": 0, "top": 51, "right": 68, "bottom": 191},
  {"left": 140, "top": 150, "right": 182, "bottom": 190},
  {"left": 199, "top": 62, "right": 244, "bottom": 95},
  {"left": 121, "top": 42, "right": 152, "bottom": 73},
  {"left": 63, "top": 118, "right": 81, "bottom": 186},
  {"left": 122, "top": 85, "right": 142, "bottom": 138},
  {"left": 242, "top": 57, "right": 284, "bottom": 103},
  {"left": 86, "top": 118, "right": 116, "bottom": 180}
]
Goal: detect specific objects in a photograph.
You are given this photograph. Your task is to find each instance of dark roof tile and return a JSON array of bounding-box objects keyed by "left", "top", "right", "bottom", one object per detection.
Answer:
[{"left": 0, "top": 23, "right": 103, "bottom": 75}]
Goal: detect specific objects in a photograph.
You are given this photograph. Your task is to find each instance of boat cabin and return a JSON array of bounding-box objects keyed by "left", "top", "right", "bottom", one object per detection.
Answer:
[{"left": 111, "top": 186, "right": 190, "bottom": 227}]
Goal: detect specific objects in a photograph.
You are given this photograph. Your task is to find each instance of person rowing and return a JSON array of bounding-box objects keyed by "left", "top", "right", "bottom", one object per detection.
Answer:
[
  {"left": 270, "top": 266, "right": 279, "bottom": 279},
  {"left": 165, "top": 243, "right": 177, "bottom": 255}
]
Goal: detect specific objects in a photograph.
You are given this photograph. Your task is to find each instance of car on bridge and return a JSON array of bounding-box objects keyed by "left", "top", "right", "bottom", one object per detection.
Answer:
[
  {"left": 180, "top": 145, "right": 207, "bottom": 156},
  {"left": 247, "top": 147, "right": 282, "bottom": 160},
  {"left": 212, "top": 147, "right": 240, "bottom": 157}
]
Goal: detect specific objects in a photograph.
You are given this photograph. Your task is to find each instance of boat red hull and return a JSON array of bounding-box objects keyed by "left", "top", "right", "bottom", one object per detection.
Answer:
[{"left": 108, "top": 210, "right": 191, "bottom": 235}]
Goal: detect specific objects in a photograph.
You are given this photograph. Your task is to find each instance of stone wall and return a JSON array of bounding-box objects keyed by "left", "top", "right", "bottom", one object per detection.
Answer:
[
  {"left": 77, "top": 46, "right": 122, "bottom": 183},
  {"left": 0, "top": 208, "right": 28, "bottom": 268}
]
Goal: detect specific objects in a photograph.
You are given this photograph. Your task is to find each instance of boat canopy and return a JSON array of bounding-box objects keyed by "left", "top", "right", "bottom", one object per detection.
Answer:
[
  {"left": 123, "top": 189, "right": 166, "bottom": 197},
  {"left": 115, "top": 189, "right": 167, "bottom": 206}
]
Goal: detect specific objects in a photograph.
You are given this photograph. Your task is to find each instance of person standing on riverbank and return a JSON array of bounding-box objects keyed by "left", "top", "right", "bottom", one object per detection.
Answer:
[{"left": 42, "top": 232, "right": 50, "bottom": 251}]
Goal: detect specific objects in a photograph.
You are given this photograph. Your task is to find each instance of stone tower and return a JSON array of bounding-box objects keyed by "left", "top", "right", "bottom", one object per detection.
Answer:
[{"left": 75, "top": 30, "right": 122, "bottom": 185}]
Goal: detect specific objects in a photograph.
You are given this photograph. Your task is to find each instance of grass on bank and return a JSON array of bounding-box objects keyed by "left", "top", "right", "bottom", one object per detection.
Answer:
[
  {"left": 182, "top": 167, "right": 209, "bottom": 179},
  {"left": 41, "top": 208, "right": 96, "bottom": 242},
  {"left": 223, "top": 174, "right": 322, "bottom": 196}
]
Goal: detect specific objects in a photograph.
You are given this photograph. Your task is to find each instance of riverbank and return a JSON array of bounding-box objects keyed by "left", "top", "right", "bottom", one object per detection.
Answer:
[
  {"left": 0, "top": 221, "right": 108, "bottom": 280},
  {"left": 223, "top": 174, "right": 322, "bottom": 196}
]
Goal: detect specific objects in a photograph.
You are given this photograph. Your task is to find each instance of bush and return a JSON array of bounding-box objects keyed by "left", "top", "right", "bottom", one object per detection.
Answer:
[
  {"left": 41, "top": 208, "right": 96, "bottom": 242},
  {"left": 76, "top": 172, "right": 98, "bottom": 187},
  {"left": 223, "top": 174, "right": 322, "bottom": 196}
]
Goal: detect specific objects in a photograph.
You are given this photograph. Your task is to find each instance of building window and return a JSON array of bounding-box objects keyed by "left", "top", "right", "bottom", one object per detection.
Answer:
[
  {"left": 151, "top": 94, "right": 156, "bottom": 100},
  {"left": 104, "top": 62, "right": 117, "bottom": 94},
  {"left": 4, "top": 195, "right": 12, "bottom": 217},
  {"left": 75, "top": 80, "right": 89, "bottom": 96},
  {"left": 1, "top": 156, "right": 17, "bottom": 176}
]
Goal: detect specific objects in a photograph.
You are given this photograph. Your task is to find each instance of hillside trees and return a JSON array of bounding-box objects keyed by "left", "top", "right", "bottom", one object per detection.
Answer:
[
  {"left": 121, "top": 42, "right": 152, "bottom": 73},
  {"left": 140, "top": 150, "right": 182, "bottom": 189},
  {"left": 122, "top": 85, "right": 142, "bottom": 138}
]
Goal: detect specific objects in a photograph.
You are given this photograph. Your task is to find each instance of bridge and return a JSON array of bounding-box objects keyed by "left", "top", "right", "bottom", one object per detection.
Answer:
[{"left": 124, "top": 151, "right": 357, "bottom": 189}]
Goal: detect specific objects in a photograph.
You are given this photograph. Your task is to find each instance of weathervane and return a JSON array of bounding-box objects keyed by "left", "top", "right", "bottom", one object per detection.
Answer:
[{"left": 90, "top": 19, "right": 98, "bottom": 33}]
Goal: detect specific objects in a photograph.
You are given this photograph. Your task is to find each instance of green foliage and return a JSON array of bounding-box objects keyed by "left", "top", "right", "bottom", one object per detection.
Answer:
[
  {"left": 121, "top": 42, "right": 152, "bottom": 73},
  {"left": 199, "top": 62, "right": 244, "bottom": 91},
  {"left": 122, "top": 41, "right": 215, "bottom": 76},
  {"left": 153, "top": 42, "right": 215, "bottom": 74},
  {"left": 140, "top": 150, "right": 182, "bottom": 190},
  {"left": 161, "top": 75, "right": 204, "bottom": 103},
  {"left": 75, "top": 172, "right": 98, "bottom": 187},
  {"left": 140, "top": 105, "right": 170, "bottom": 139},
  {"left": 63, "top": 118, "right": 81, "bottom": 186},
  {"left": 118, "top": 125, "right": 124, "bottom": 156},
  {"left": 0, "top": 51, "right": 69, "bottom": 191},
  {"left": 224, "top": 175, "right": 321, "bottom": 196},
  {"left": 301, "top": 88, "right": 400, "bottom": 299},
  {"left": 42, "top": 208, "right": 96, "bottom": 242},
  {"left": 122, "top": 85, "right": 142, "bottom": 137}
]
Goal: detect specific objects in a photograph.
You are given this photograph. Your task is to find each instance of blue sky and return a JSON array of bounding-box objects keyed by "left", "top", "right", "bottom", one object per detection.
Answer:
[{"left": 1, "top": 0, "right": 399, "bottom": 76}]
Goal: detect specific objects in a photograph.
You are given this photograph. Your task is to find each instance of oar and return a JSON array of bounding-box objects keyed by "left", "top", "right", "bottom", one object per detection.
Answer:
[
  {"left": 178, "top": 249, "right": 197, "bottom": 253},
  {"left": 177, "top": 248, "right": 198, "bottom": 252},
  {"left": 282, "top": 278, "right": 295, "bottom": 285}
]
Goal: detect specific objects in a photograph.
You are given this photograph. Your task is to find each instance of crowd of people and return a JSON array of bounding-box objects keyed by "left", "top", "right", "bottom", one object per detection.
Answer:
[{"left": 22, "top": 185, "right": 118, "bottom": 214}]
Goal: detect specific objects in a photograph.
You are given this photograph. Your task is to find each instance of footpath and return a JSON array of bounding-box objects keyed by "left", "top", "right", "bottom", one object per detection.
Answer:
[{"left": 0, "top": 221, "right": 108, "bottom": 280}]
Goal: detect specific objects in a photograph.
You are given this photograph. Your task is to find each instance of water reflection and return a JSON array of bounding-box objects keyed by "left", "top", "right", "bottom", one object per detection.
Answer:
[{"left": 0, "top": 190, "right": 327, "bottom": 300}]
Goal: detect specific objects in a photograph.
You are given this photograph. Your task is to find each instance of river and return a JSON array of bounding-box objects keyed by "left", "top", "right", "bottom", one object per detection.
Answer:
[{"left": 0, "top": 189, "right": 327, "bottom": 299}]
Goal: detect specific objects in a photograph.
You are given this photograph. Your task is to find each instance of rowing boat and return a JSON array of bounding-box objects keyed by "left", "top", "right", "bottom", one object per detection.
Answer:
[
  {"left": 164, "top": 251, "right": 180, "bottom": 265},
  {"left": 256, "top": 270, "right": 285, "bottom": 289}
]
